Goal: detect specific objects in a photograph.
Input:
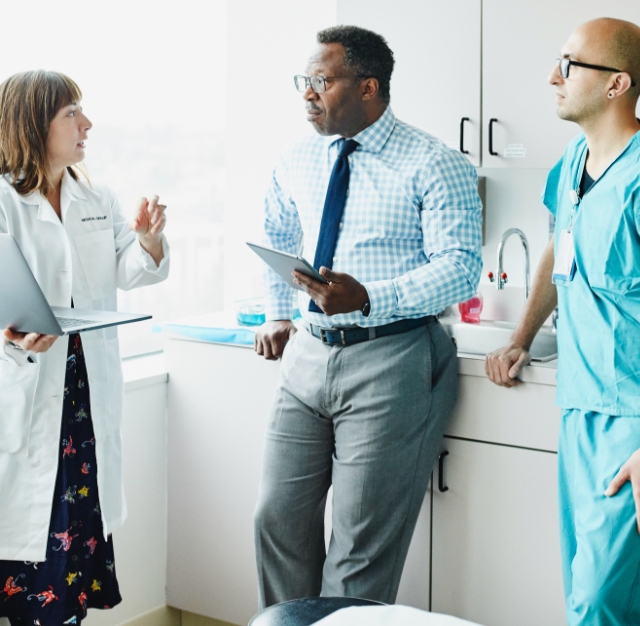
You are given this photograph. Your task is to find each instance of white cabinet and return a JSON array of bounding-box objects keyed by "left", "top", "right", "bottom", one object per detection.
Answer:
[
  {"left": 431, "top": 437, "right": 565, "bottom": 626},
  {"left": 338, "top": 0, "right": 640, "bottom": 169},
  {"left": 396, "top": 485, "right": 431, "bottom": 611},
  {"left": 482, "top": 0, "right": 640, "bottom": 168},
  {"left": 430, "top": 370, "right": 564, "bottom": 625},
  {"left": 165, "top": 336, "right": 432, "bottom": 622},
  {"left": 165, "top": 336, "right": 565, "bottom": 625},
  {"left": 165, "top": 338, "right": 280, "bottom": 626},
  {"left": 447, "top": 369, "right": 559, "bottom": 452},
  {"left": 338, "top": 0, "right": 482, "bottom": 165}
]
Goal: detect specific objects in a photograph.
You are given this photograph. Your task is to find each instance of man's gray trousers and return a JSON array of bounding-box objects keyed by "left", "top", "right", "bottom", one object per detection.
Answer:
[{"left": 254, "top": 321, "right": 458, "bottom": 607}]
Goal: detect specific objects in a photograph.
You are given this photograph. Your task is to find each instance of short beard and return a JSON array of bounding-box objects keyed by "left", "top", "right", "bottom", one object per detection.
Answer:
[
  {"left": 557, "top": 107, "right": 580, "bottom": 123},
  {"left": 557, "top": 85, "right": 607, "bottom": 124}
]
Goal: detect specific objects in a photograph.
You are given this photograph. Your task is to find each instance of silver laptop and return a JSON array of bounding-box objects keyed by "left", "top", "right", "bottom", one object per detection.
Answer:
[{"left": 0, "top": 234, "right": 151, "bottom": 335}]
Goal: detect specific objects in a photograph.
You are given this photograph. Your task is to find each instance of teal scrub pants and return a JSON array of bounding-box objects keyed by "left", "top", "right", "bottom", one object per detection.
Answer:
[{"left": 559, "top": 409, "right": 640, "bottom": 625}]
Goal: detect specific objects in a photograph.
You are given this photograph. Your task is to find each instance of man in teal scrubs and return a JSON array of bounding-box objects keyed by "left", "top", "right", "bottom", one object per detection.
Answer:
[{"left": 486, "top": 17, "right": 640, "bottom": 625}]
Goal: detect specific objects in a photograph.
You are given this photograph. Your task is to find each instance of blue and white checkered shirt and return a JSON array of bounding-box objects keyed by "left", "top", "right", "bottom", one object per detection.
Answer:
[{"left": 263, "top": 106, "right": 483, "bottom": 328}]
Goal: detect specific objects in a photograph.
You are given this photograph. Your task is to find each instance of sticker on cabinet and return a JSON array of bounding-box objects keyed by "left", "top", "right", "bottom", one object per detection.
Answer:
[{"left": 504, "top": 144, "right": 527, "bottom": 158}]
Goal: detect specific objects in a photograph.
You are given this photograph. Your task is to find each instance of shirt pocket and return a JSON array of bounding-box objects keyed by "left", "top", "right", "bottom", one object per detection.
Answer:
[
  {"left": 0, "top": 360, "right": 40, "bottom": 454},
  {"left": 582, "top": 219, "right": 640, "bottom": 295},
  {"left": 74, "top": 228, "right": 117, "bottom": 300}
]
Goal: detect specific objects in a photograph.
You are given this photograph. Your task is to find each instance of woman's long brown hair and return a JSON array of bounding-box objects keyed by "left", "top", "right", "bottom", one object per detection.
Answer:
[{"left": 0, "top": 70, "right": 84, "bottom": 197}]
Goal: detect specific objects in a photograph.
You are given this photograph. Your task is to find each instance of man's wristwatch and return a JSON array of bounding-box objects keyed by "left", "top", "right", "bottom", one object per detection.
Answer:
[{"left": 361, "top": 299, "right": 371, "bottom": 317}]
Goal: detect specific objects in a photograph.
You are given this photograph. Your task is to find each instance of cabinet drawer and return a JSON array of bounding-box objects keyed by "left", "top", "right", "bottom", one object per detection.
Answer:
[
  {"left": 447, "top": 374, "right": 560, "bottom": 452},
  {"left": 432, "top": 438, "right": 564, "bottom": 625}
]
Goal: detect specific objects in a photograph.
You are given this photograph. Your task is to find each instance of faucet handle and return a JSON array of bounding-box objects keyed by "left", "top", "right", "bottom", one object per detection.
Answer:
[
  {"left": 500, "top": 272, "right": 508, "bottom": 283},
  {"left": 488, "top": 271, "right": 495, "bottom": 282}
]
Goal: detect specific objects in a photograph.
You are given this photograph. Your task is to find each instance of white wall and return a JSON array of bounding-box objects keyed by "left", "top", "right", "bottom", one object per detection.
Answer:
[
  {"left": 475, "top": 168, "right": 553, "bottom": 322},
  {"left": 478, "top": 168, "right": 552, "bottom": 288},
  {"left": 224, "top": 0, "right": 338, "bottom": 307}
]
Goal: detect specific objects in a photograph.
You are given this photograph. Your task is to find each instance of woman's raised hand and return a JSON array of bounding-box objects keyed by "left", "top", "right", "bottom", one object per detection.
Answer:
[{"left": 129, "top": 195, "right": 167, "bottom": 266}]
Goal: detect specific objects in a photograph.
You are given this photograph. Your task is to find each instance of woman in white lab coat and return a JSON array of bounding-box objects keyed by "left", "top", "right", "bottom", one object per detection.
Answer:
[{"left": 0, "top": 70, "right": 170, "bottom": 625}]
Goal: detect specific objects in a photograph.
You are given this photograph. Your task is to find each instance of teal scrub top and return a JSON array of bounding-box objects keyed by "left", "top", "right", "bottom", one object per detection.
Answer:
[{"left": 543, "top": 132, "right": 640, "bottom": 415}]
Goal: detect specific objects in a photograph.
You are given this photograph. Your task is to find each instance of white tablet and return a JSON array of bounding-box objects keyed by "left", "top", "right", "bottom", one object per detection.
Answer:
[{"left": 247, "top": 242, "right": 329, "bottom": 291}]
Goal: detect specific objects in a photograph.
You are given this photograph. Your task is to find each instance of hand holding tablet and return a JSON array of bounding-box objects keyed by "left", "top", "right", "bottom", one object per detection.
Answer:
[{"left": 247, "top": 242, "right": 329, "bottom": 290}]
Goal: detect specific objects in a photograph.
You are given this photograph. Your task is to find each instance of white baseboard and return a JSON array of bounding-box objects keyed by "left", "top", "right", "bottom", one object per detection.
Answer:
[
  {"left": 119, "top": 606, "right": 240, "bottom": 626},
  {"left": 180, "top": 609, "right": 240, "bottom": 626},
  {"left": 118, "top": 606, "right": 181, "bottom": 626},
  {"left": 0, "top": 605, "right": 239, "bottom": 626},
  {"left": 0, "top": 606, "right": 177, "bottom": 626}
]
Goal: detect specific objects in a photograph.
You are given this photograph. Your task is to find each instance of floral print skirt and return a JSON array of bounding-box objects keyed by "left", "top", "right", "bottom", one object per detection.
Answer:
[{"left": 0, "top": 334, "right": 122, "bottom": 625}]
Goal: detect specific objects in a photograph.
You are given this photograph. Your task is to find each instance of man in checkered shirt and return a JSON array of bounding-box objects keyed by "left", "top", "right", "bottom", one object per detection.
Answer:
[{"left": 253, "top": 25, "right": 482, "bottom": 607}]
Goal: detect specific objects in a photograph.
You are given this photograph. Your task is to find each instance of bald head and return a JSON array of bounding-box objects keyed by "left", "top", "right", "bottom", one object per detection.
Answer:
[{"left": 576, "top": 18, "right": 640, "bottom": 99}]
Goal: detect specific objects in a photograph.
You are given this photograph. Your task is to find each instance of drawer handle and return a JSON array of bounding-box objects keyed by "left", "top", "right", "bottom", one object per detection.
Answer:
[
  {"left": 459, "top": 117, "right": 470, "bottom": 154},
  {"left": 489, "top": 118, "right": 499, "bottom": 156},
  {"left": 438, "top": 450, "right": 449, "bottom": 493}
]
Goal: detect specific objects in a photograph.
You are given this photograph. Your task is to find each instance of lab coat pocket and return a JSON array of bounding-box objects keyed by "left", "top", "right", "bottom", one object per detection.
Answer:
[
  {"left": 75, "top": 228, "right": 117, "bottom": 300},
  {"left": 0, "top": 360, "right": 40, "bottom": 454}
]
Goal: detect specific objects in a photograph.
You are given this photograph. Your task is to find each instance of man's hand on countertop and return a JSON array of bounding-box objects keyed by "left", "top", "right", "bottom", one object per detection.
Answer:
[
  {"left": 485, "top": 342, "right": 531, "bottom": 388},
  {"left": 254, "top": 320, "right": 297, "bottom": 360}
]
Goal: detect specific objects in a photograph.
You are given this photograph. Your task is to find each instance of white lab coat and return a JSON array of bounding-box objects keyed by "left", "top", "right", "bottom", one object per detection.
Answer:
[{"left": 0, "top": 170, "right": 170, "bottom": 561}]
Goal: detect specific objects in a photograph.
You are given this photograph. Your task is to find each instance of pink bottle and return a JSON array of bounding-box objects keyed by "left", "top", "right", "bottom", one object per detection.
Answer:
[{"left": 458, "top": 292, "right": 483, "bottom": 323}]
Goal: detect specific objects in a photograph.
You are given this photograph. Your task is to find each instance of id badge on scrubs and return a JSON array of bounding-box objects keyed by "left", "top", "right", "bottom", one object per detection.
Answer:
[{"left": 552, "top": 229, "right": 576, "bottom": 284}]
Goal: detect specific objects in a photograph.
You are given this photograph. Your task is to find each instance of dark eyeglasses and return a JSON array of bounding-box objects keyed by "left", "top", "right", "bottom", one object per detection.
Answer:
[
  {"left": 556, "top": 58, "right": 636, "bottom": 88},
  {"left": 294, "top": 75, "right": 360, "bottom": 94}
]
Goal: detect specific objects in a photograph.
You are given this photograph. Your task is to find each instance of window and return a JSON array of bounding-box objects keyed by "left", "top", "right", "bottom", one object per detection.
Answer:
[{"left": 1, "top": 0, "right": 226, "bottom": 357}]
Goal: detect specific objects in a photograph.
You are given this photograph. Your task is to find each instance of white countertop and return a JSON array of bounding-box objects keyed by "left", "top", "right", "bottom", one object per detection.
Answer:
[
  {"left": 122, "top": 352, "right": 168, "bottom": 391},
  {"left": 161, "top": 311, "right": 559, "bottom": 387},
  {"left": 457, "top": 352, "right": 557, "bottom": 386}
]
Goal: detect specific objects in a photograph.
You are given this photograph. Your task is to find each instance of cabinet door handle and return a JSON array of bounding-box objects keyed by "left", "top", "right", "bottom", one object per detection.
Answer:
[
  {"left": 438, "top": 450, "right": 449, "bottom": 492},
  {"left": 489, "top": 118, "right": 499, "bottom": 156},
  {"left": 459, "top": 117, "right": 470, "bottom": 154}
]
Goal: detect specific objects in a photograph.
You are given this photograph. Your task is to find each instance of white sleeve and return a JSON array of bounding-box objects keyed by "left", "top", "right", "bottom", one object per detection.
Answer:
[
  {"left": 108, "top": 187, "right": 171, "bottom": 291},
  {"left": 0, "top": 194, "right": 30, "bottom": 367},
  {"left": 1, "top": 338, "right": 32, "bottom": 367}
]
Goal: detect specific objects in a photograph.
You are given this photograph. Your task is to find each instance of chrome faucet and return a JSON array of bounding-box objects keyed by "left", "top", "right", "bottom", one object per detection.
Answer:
[{"left": 488, "top": 228, "right": 530, "bottom": 298}]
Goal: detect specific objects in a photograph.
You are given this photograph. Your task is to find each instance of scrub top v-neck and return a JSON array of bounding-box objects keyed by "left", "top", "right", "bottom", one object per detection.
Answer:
[{"left": 543, "top": 131, "right": 640, "bottom": 415}]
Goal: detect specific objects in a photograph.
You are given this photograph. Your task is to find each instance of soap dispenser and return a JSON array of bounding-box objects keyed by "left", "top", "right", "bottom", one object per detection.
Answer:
[{"left": 458, "top": 292, "right": 483, "bottom": 323}]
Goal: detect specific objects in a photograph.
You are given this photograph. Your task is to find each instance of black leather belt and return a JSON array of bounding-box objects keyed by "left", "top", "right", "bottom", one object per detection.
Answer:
[{"left": 308, "top": 316, "right": 436, "bottom": 346}]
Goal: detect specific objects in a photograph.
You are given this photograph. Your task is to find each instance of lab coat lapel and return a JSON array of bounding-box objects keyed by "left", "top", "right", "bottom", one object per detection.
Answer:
[
  {"left": 60, "top": 169, "right": 87, "bottom": 223},
  {"left": 19, "top": 189, "right": 57, "bottom": 226}
]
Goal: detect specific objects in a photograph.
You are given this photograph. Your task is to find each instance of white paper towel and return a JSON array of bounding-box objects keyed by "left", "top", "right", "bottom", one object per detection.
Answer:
[{"left": 312, "top": 605, "right": 485, "bottom": 626}]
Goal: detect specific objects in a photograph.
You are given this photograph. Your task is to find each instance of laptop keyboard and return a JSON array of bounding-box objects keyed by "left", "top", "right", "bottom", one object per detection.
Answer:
[{"left": 57, "top": 317, "right": 96, "bottom": 329}]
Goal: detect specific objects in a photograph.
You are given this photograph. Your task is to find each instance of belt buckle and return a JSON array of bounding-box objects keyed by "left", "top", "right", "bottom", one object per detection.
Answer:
[
  {"left": 340, "top": 329, "right": 347, "bottom": 346},
  {"left": 319, "top": 328, "right": 328, "bottom": 344}
]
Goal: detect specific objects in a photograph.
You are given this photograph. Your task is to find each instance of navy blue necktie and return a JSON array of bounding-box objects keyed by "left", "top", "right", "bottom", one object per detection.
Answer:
[{"left": 309, "top": 138, "right": 359, "bottom": 312}]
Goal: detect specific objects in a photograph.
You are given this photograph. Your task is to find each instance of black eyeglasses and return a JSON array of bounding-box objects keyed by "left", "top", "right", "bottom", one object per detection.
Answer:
[
  {"left": 556, "top": 58, "right": 636, "bottom": 88},
  {"left": 294, "top": 75, "right": 360, "bottom": 94}
]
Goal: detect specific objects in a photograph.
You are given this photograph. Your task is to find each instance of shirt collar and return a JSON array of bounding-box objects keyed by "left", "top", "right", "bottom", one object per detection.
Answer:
[
  {"left": 328, "top": 106, "right": 396, "bottom": 155},
  {"left": 19, "top": 190, "right": 41, "bottom": 206},
  {"left": 630, "top": 130, "right": 640, "bottom": 163},
  {"left": 61, "top": 168, "right": 87, "bottom": 201},
  {"left": 16, "top": 168, "right": 87, "bottom": 205}
]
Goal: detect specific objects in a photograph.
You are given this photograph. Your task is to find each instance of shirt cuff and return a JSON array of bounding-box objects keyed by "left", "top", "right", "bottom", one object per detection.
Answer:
[
  {"left": 2, "top": 339, "right": 31, "bottom": 367},
  {"left": 139, "top": 235, "right": 170, "bottom": 272},
  {"left": 362, "top": 279, "right": 398, "bottom": 319},
  {"left": 265, "top": 286, "right": 295, "bottom": 321}
]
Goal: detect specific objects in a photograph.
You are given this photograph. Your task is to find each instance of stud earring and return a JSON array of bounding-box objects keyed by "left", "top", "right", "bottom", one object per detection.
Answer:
[{"left": 608, "top": 92, "right": 614, "bottom": 98}]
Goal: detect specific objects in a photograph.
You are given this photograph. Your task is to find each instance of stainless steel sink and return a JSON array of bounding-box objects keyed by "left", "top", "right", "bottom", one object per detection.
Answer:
[{"left": 439, "top": 316, "right": 557, "bottom": 362}]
